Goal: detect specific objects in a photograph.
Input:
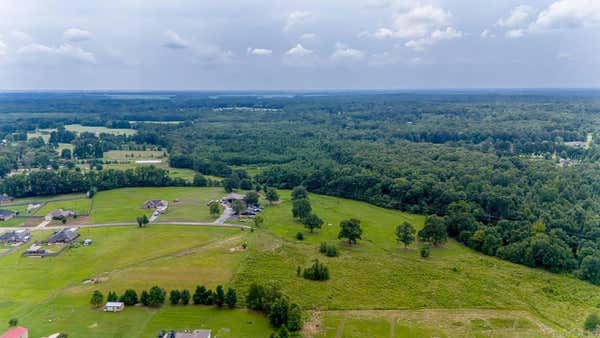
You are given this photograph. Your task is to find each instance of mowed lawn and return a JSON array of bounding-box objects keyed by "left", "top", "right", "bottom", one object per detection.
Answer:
[
  {"left": 36, "top": 198, "right": 92, "bottom": 216},
  {"left": 231, "top": 190, "right": 600, "bottom": 336},
  {"left": 90, "top": 187, "right": 225, "bottom": 223},
  {"left": 0, "top": 225, "right": 270, "bottom": 337}
]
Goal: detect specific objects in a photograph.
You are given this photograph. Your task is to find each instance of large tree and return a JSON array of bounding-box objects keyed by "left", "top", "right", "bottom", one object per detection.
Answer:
[
  {"left": 291, "top": 186, "right": 308, "bottom": 200},
  {"left": 292, "top": 198, "right": 311, "bottom": 219},
  {"left": 302, "top": 213, "right": 323, "bottom": 233},
  {"left": 338, "top": 218, "right": 362, "bottom": 245},
  {"left": 265, "top": 188, "right": 279, "bottom": 204},
  {"left": 418, "top": 215, "right": 448, "bottom": 246},
  {"left": 395, "top": 222, "right": 416, "bottom": 248}
]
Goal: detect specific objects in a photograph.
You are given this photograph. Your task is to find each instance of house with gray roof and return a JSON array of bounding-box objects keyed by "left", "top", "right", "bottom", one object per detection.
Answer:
[
  {"left": 0, "top": 209, "right": 17, "bottom": 221},
  {"left": 47, "top": 227, "right": 79, "bottom": 244},
  {"left": 0, "top": 230, "right": 30, "bottom": 244}
]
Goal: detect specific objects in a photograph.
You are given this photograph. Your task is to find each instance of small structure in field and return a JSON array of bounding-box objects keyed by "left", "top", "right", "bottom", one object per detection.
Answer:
[
  {"left": 158, "top": 329, "right": 211, "bottom": 338},
  {"left": 26, "top": 203, "right": 41, "bottom": 212},
  {"left": 104, "top": 301, "right": 124, "bottom": 312},
  {"left": 222, "top": 193, "right": 244, "bottom": 204},
  {"left": 0, "top": 209, "right": 17, "bottom": 221},
  {"left": 0, "top": 229, "right": 30, "bottom": 244},
  {"left": 0, "top": 326, "right": 28, "bottom": 338},
  {"left": 83, "top": 239, "right": 93, "bottom": 246},
  {"left": 23, "top": 244, "right": 45, "bottom": 257},
  {"left": 45, "top": 209, "right": 75, "bottom": 221},
  {"left": 0, "top": 195, "right": 14, "bottom": 204},
  {"left": 143, "top": 199, "right": 168, "bottom": 213},
  {"left": 48, "top": 227, "right": 79, "bottom": 244}
]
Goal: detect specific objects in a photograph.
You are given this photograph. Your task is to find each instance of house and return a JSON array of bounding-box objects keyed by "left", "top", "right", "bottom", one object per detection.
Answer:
[
  {"left": 0, "top": 209, "right": 17, "bottom": 221},
  {"left": 0, "top": 326, "right": 28, "bottom": 338},
  {"left": 143, "top": 199, "right": 168, "bottom": 213},
  {"left": 0, "top": 195, "right": 14, "bottom": 204},
  {"left": 104, "top": 301, "right": 124, "bottom": 312},
  {"left": 23, "top": 244, "right": 45, "bottom": 256},
  {"left": 47, "top": 227, "right": 79, "bottom": 244},
  {"left": 44, "top": 209, "right": 75, "bottom": 221},
  {"left": 0, "top": 230, "right": 30, "bottom": 244},
  {"left": 222, "top": 193, "right": 244, "bottom": 204}
]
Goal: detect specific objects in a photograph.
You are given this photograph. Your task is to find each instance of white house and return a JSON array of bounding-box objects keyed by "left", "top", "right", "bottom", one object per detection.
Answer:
[{"left": 104, "top": 302, "right": 124, "bottom": 312}]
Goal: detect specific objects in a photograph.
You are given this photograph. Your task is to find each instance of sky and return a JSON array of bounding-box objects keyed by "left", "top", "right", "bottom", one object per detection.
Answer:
[{"left": 0, "top": 0, "right": 599, "bottom": 90}]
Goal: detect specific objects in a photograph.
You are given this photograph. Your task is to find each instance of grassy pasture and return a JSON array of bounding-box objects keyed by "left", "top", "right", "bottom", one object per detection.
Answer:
[
  {"left": 0, "top": 217, "right": 26, "bottom": 227},
  {"left": 103, "top": 150, "right": 167, "bottom": 162},
  {"left": 35, "top": 198, "right": 92, "bottom": 216},
  {"left": 90, "top": 187, "right": 225, "bottom": 223},
  {"left": 0, "top": 225, "right": 268, "bottom": 337},
  {"left": 64, "top": 124, "right": 136, "bottom": 136}
]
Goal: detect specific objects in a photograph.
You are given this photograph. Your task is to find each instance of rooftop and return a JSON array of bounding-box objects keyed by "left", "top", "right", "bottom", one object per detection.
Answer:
[{"left": 1, "top": 327, "right": 28, "bottom": 338}]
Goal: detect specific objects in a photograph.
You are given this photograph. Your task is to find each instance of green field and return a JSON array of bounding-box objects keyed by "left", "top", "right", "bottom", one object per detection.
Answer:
[
  {"left": 103, "top": 150, "right": 167, "bottom": 162},
  {"left": 65, "top": 124, "right": 137, "bottom": 136},
  {"left": 90, "top": 187, "right": 225, "bottom": 223},
  {"left": 1, "top": 188, "right": 599, "bottom": 337},
  {"left": 0, "top": 217, "right": 26, "bottom": 227},
  {"left": 35, "top": 198, "right": 92, "bottom": 216}
]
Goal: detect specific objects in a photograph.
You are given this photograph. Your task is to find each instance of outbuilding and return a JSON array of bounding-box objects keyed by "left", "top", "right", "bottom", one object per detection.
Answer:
[{"left": 104, "top": 301, "right": 124, "bottom": 312}]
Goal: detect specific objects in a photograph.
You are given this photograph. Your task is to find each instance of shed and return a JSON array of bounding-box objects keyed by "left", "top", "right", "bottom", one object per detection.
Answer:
[{"left": 104, "top": 302, "right": 124, "bottom": 312}]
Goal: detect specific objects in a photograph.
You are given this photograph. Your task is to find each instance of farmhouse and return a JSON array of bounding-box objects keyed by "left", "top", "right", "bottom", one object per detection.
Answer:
[
  {"left": 0, "top": 209, "right": 17, "bottom": 221},
  {"left": 0, "top": 230, "right": 30, "bottom": 244},
  {"left": 143, "top": 199, "right": 168, "bottom": 213},
  {"left": 44, "top": 209, "right": 75, "bottom": 221},
  {"left": 104, "top": 301, "right": 124, "bottom": 312},
  {"left": 47, "top": 227, "right": 79, "bottom": 244},
  {"left": 0, "top": 195, "right": 14, "bottom": 204},
  {"left": 222, "top": 193, "right": 244, "bottom": 204},
  {"left": 0, "top": 326, "right": 28, "bottom": 338}
]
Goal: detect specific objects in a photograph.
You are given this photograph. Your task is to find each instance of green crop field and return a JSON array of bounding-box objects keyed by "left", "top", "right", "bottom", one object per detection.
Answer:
[
  {"left": 90, "top": 187, "right": 225, "bottom": 223},
  {"left": 64, "top": 124, "right": 137, "bottom": 136},
  {"left": 0, "top": 217, "right": 25, "bottom": 228},
  {"left": 35, "top": 198, "right": 92, "bottom": 216},
  {"left": 1, "top": 188, "right": 599, "bottom": 337}
]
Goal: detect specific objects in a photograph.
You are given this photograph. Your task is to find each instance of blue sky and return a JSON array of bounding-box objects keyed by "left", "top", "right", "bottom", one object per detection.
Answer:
[{"left": 0, "top": 0, "right": 599, "bottom": 90}]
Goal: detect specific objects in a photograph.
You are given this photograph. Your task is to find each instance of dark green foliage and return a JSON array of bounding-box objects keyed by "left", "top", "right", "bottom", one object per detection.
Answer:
[
  {"left": 107, "top": 291, "right": 118, "bottom": 302},
  {"left": 244, "top": 191, "right": 260, "bottom": 206},
  {"left": 193, "top": 174, "right": 208, "bottom": 187},
  {"left": 209, "top": 202, "right": 221, "bottom": 216},
  {"left": 90, "top": 290, "right": 103, "bottom": 308},
  {"left": 245, "top": 282, "right": 282, "bottom": 313},
  {"left": 193, "top": 285, "right": 209, "bottom": 305},
  {"left": 395, "top": 222, "right": 416, "bottom": 248},
  {"left": 418, "top": 215, "right": 448, "bottom": 246},
  {"left": 180, "top": 289, "right": 190, "bottom": 305},
  {"left": 140, "top": 290, "right": 149, "bottom": 306},
  {"left": 268, "top": 297, "right": 290, "bottom": 327},
  {"left": 215, "top": 285, "right": 225, "bottom": 307},
  {"left": 295, "top": 232, "right": 304, "bottom": 240},
  {"left": 146, "top": 286, "right": 166, "bottom": 307},
  {"left": 585, "top": 313, "right": 600, "bottom": 331},
  {"left": 319, "top": 242, "right": 338, "bottom": 257},
  {"left": 291, "top": 186, "right": 308, "bottom": 200},
  {"left": 292, "top": 198, "right": 311, "bottom": 219},
  {"left": 420, "top": 244, "right": 431, "bottom": 258},
  {"left": 287, "top": 304, "right": 303, "bottom": 331},
  {"left": 338, "top": 218, "right": 362, "bottom": 245},
  {"left": 270, "top": 325, "right": 290, "bottom": 338},
  {"left": 8, "top": 318, "right": 18, "bottom": 327},
  {"left": 225, "top": 288, "right": 237, "bottom": 308},
  {"left": 302, "top": 213, "right": 323, "bottom": 233},
  {"left": 119, "top": 289, "right": 138, "bottom": 306},
  {"left": 169, "top": 289, "right": 181, "bottom": 305},
  {"left": 231, "top": 199, "right": 245, "bottom": 215},
  {"left": 302, "top": 259, "right": 330, "bottom": 281},
  {"left": 265, "top": 188, "right": 279, "bottom": 204},
  {"left": 580, "top": 254, "right": 600, "bottom": 285},
  {"left": 496, "top": 233, "right": 576, "bottom": 273}
]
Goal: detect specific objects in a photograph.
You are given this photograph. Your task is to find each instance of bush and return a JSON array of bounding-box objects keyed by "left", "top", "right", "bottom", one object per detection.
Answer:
[
  {"left": 319, "top": 242, "right": 338, "bottom": 257},
  {"left": 169, "top": 290, "right": 181, "bottom": 305},
  {"left": 120, "top": 289, "right": 138, "bottom": 306},
  {"left": 585, "top": 313, "right": 600, "bottom": 331},
  {"left": 8, "top": 318, "right": 18, "bottom": 327},
  {"left": 302, "top": 259, "right": 330, "bottom": 281},
  {"left": 295, "top": 232, "right": 304, "bottom": 240},
  {"left": 420, "top": 244, "right": 431, "bottom": 258}
]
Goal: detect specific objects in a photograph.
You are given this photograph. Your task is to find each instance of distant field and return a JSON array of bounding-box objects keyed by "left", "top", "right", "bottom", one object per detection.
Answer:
[
  {"left": 90, "top": 187, "right": 225, "bottom": 223},
  {"left": 27, "top": 128, "right": 55, "bottom": 142},
  {"left": 35, "top": 198, "right": 92, "bottom": 216},
  {"left": 65, "top": 124, "right": 137, "bottom": 136},
  {"left": 103, "top": 150, "right": 166, "bottom": 162},
  {"left": 0, "top": 217, "right": 25, "bottom": 227},
  {"left": 56, "top": 143, "right": 73, "bottom": 155}
]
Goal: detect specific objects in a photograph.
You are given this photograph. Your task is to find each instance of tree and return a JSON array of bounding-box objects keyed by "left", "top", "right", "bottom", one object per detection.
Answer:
[
  {"left": 395, "top": 222, "right": 416, "bottom": 248},
  {"left": 287, "top": 303, "right": 303, "bottom": 331},
  {"left": 140, "top": 290, "right": 150, "bottom": 306},
  {"left": 292, "top": 198, "right": 311, "bottom": 219},
  {"left": 269, "top": 297, "right": 290, "bottom": 327},
  {"left": 580, "top": 254, "right": 600, "bottom": 285},
  {"left": 209, "top": 202, "right": 221, "bottom": 216},
  {"left": 136, "top": 216, "right": 143, "bottom": 227},
  {"left": 213, "top": 285, "right": 225, "bottom": 307},
  {"left": 254, "top": 215, "right": 264, "bottom": 227},
  {"left": 225, "top": 287, "right": 238, "bottom": 308},
  {"left": 142, "top": 214, "right": 149, "bottom": 226},
  {"left": 169, "top": 289, "right": 181, "bottom": 305},
  {"left": 265, "top": 188, "right": 279, "bottom": 204},
  {"left": 193, "top": 285, "right": 208, "bottom": 305},
  {"left": 418, "top": 215, "right": 447, "bottom": 246},
  {"left": 120, "top": 289, "right": 138, "bottom": 306},
  {"left": 585, "top": 313, "right": 600, "bottom": 332},
  {"left": 90, "top": 290, "right": 103, "bottom": 308},
  {"left": 244, "top": 191, "right": 260, "bottom": 206},
  {"left": 181, "top": 289, "right": 191, "bottom": 305},
  {"left": 107, "top": 291, "right": 118, "bottom": 302},
  {"left": 302, "top": 213, "right": 323, "bottom": 233},
  {"left": 147, "top": 286, "right": 166, "bottom": 307},
  {"left": 60, "top": 148, "right": 72, "bottom": 160},
  {"left": 270, "top": 326, "right": 290, "bottom": 338},
  {"left": 231, "top": 199, "right": 245, "bottom": 215},
  {"left": 420, "top": 244, "right": 431, "bottom": 258},
  {"left": 338, "top": 218, "right": 362, "bottom": 245},
  {"left": 302, "top": 259, "right": 330, "bottom": 281},
  {"left": 291, "top": 186, "right": 308, "bottom": 200},
  {"left": 8, "top": 318, "right": 18, "bottom": 327},
  {"left": 193, "top": 173, "right": 208, "bottom": 187},
  {"left": 246, "top": 282, "right": 282, "bottom": 312}
]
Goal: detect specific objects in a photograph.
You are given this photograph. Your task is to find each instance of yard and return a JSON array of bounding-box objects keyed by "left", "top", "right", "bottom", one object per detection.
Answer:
[{"left": 35, "top": 198, "right": 93, "bottom": 216}]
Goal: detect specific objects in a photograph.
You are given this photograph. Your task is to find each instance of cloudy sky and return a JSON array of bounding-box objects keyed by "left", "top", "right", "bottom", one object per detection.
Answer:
[{"left": 0, "top": 0, "right": 599, "bottom": 90}]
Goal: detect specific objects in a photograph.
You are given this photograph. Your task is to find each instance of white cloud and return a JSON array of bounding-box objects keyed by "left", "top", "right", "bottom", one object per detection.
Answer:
[
  {"left": 505, "top": 29, "right": 525, "bottom": 38},
  {"left": 10, "top": 31, "right": 32, "bottom": 45},
  {"left": 63, "top": 28, "right": 93, "bottom": 42},
  {"left": 17, "top": 43, "right": 97, "bottom": 63},
  {"left": 162, "top": 30, "right": 190, "bottom": 49},
  {"left": 529, "top": 0, "right": 600, "bottom": 31},
  {"left": 497, "top": 5, "right": 535, "bottom": 28},
  {"left": 284, "top": 43, "right": 313, "bottom": 57},
  {"left": 284, "top": 11, "right": 312, "bottom": 31},
  {"left": 480, "top": 29, "right": 495, "bottom": 38},
  {"left": 405, "top": 27, "right": 462, "bottom": 51},
  {"left": 300, "top": 33, "right": 317, "bottom": 40},
  {"left": 331, "top": 43, "right": 364, "bottom": 61},
  {"left": 0, "top": 39, "right": 6, "bottom": 57},
  {"left": 375, "top": 4, "right": 452, "bottom": 40},
  {"left": 247, "top": 48, "right": 272, "bottom": 56}
]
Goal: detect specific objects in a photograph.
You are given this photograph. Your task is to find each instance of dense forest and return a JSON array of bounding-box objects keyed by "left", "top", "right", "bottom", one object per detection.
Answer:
[{"left": 0, "top": 90, "right": 599, "bottom": 284}]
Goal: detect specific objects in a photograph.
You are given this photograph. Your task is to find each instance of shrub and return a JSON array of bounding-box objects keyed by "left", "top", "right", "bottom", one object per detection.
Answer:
[
  {"left": 420, "top": 244, "right": 431, "bottom": 258},
  {"left": 295, "top": 232, "right": 304, "bottom": 240},
  {"left": 302, "top": 259, "right": 330, "bottom": 281},
  {"left": 585, "top": 313, "right": 600, "bottom": 331},
  {"left": 90, "top": 290, "right": 103, "bottom": 308},
  {"left": 319, "top": 243, "right": 338, "bottom": 257},
  {"left": 8, "top": 318, "right": 18, "bottom": 327},
  {"left": 181, "top": 289, "right": 191, "bottom": 305},
  {"left": 169, "top": 290, "right": 181, "bottom": 305},
  {"left": 120, "top": 289, "right": 138, "bottom": 306}
]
